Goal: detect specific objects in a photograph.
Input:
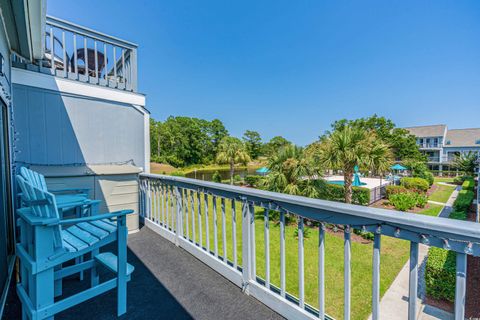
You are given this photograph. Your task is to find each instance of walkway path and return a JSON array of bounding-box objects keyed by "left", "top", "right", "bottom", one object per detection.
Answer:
[
  {"left": 368, "top": 184, "right": 461, "bottom": 319},
  {"left": 438, "top": 185, "right": 461, "bottom": 218}
]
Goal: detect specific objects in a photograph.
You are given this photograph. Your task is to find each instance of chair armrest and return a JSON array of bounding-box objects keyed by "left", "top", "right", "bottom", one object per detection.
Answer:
[
  {"left": 17, "top": 207, "right": 59, "bottom": 226},
  {"left": 50, "top": 188, "right": 90, "bottom": 195},
  {"left": 48, "top": 209, "right": 133, "bottom": 226}
]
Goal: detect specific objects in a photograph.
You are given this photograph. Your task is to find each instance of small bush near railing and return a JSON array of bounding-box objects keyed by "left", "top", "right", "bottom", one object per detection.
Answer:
[
  {"left": 388, "top": 193, "right": 418, "bottom": 211},
  {"left": 415, "top": 194, "right": 428, "bottom": 208},
  {"left": 461, "top": 178, "right": 475, "bottom": 192},
  {"left": 385, "top": 185, "right": 408, "bottom": 198},
  {"left": 244, "top": 175, "right": 264, "bottom": 187},
  {"left": 212, "top": 171, "right": 222, "bottom": 183},
  {"left": 453, "top": 190, "right": 475, "bottom": 212},
  {"left": 294, "top": 226, "right": 312, "bottom": 239},
  {"left": 318, "top": 184, "right": 370, "bottom": 205},
  {"left": 426, "top": 186, "right": 472, "bottom": 303},
  {"left": 426, "top": 247, "right": 456, "bottom": 302},
  {"left": 400, "top": 177, "right": 430, "bottom": 192}
]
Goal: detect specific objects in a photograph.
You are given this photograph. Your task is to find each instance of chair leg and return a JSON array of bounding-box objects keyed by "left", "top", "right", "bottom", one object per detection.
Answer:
[
  {"left": 90, "top": 248, "right": 100, "bottom": 287},
  {"left": 54, "top": 264, "right": 62, "bottom": 297},
  {"left": 117, "top": 216, "right": 127, "bottom": 316}
]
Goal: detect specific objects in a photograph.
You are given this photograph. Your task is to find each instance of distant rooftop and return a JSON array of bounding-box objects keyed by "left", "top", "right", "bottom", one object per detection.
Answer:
[
  {"left": 404, "top": 124, "right": 447, "bottom": 137},
  {"left": 445, "top": 128, "right": 480, "bottom": 147}
]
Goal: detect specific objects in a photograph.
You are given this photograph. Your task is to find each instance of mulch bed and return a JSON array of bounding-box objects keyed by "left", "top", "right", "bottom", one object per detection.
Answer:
[
  {"left": 370, "top": 199, "right": 432, "bottom": 214},
  {"left": 465, "top": 211, "right": 480, "bottom": 318}
]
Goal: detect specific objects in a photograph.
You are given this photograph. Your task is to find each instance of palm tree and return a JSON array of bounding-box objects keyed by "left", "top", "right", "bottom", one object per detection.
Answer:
[
  {"left": 216, "top": 137, "right": 251, "bottom": 184},
  {"left": 453, "top": 151, "right": 478, "bottom": 176},
  {"left": 263, "top": 145, "right": 324, "bottom": 198},
  {"left": 316, "top": 125, "right": 392, "bottom": 203}
]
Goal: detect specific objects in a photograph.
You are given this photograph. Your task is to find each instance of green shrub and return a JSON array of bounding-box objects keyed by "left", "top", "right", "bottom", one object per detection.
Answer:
[
  {"left": 388, "top": 192, "right": 418, "bottom": 211},
  {"left": 233, "top": 174, "right": 242, "bottom": 182},
  {"left": 385, "top": 185, "right": 408, "bottom": 199},
  {"left": 461, "top": 178, "right": 475, "bottom": 191},
  {"left": 453, "top": 190, "right": 474, "bottom": 212},
  {"left": 353, "top": 228, "right": 374, "bottom": 241},
  {"left": 294, "top": 226, "right": 312, "bottom": 239},
  {"left": 352, "top": 187, "right": 370, "bottom": 205},
  {"left": 212, "top": 171, "right": 222, "bottom": 183},
  {"left": 449, "top": 210, "right": 467, "bottom": 221},
  {"left": 415, "top": 171, "right": 434, "bottom": 186},
  {"left": 318, "top": 184, "right": 370, "bottom": 205},
  {"left": 400, "top": 177, "right": 429, "bottom": 192},
  {"left": 414, "top": 193, "right": 428, "bottom": 208},
  {"left": 426, "top": 247, "right": 456, "bottom": 302},
  {"left": 426, "top": 186, "right": 469, "bottom": 303},
  {"left": 454, "top": 175, "right": 473, "bottom": 185},
  {"left": 244, "top": 175, "right": 263, "bottom": 187}
]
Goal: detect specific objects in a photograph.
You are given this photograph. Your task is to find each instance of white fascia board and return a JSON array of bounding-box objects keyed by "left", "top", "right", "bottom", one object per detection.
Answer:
[
  {"left": 26, "top": 0, "right": 46, "bottom": 60},
  {"left": 12, "top": 68, "right": 146, "bottom": 107}
]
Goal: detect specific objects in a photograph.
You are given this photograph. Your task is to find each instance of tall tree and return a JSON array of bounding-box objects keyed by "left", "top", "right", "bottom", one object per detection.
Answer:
[
  {"left": 263, "top": 136, "right": 291, "bottom": 156},
  {"left": 263, "top": 145, "right": 323, "bottom": 197},
  {"left": 150, "top": 119, "right": 161, "bottom": 160},
  {"left": 216, "top": 137, "right": 251, "bottom": 184},
  {"left": 207, "top": 119, "right": 229, "bottom": 156},
  {"left": 243, "top": 130, "right": 262, "bottom": 159},
  {"left": 316, "top": 125, "right": 392, "bottom": 203},
  {"left": 152, "top": 116, "right": 229, "bottom": 167},
  {"left": 328, "top": 114, "right": 424, "bottom": 162},
  {"left": 453, "top": 151, "right": 478, "bottom": 176}
]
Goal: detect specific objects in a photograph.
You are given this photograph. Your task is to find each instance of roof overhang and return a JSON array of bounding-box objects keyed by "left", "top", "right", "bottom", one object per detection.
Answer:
[{"left": 0, "top": 0, "right": 46, "bottom": 61}]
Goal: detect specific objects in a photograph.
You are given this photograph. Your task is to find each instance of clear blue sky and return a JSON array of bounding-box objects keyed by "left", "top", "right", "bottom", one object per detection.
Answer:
[{"left": 48, "top": 1, "right": 480, "bottom": 146}]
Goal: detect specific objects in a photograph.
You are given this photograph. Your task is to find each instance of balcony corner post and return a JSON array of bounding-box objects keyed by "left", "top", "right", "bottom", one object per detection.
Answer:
[
  {"left": 241, "top": 198, "right": 251, "bottom": 294},
  {"left": 175, "top": 186, "right": 183, "bottom": 246}
]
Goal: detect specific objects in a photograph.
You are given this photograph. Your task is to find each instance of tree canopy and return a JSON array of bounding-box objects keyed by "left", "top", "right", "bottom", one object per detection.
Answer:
[
  {"left": 150, "top": 116, "right": 228, "bottom": 167},
  {"left": 242, "top": 130, "right": 263, "bottom": 159},
  {"left": 328, "top": 114, "right": 424, "bottom": 162}
]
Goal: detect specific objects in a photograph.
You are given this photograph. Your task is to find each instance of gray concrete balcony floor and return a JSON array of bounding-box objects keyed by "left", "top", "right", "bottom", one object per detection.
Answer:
[{"left": 2, "top": 227, "right": 283, "bottom": 320}]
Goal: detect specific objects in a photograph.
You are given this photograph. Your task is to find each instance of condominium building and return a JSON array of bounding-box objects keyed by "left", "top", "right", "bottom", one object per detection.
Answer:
[{"left": 405, "top": 124, "right": 480, "bottom": 173}]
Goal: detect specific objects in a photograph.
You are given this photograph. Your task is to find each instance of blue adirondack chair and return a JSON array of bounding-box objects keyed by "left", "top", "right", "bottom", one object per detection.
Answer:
[
  {"left": 19, "top": 167, "right": 100, "bottom": 217},
  {"left": 16, "top": 175, "right": 134, "bottom": 319}
]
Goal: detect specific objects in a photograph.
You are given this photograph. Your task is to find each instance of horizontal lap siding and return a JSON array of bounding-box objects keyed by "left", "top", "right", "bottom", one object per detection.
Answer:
[{"left": 12, "top": 84, "right": 145, "bottom": 168}]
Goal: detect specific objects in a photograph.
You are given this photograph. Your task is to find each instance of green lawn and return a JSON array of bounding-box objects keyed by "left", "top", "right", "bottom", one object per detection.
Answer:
[
  {"left": 418, "top": 204, "right": 443, "bottom": 217},
  {"left": 152, "top": 193, "right": 410, "bottom": 319},
  {"left": 433, "top": 177, "right": 454, "bottom": 183},
  {"left": 428, "top": 183, "right": 456, "bottom": 203}
]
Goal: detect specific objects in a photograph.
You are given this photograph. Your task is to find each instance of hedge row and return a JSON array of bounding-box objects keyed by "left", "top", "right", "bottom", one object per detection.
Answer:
[
  {"left": 453, "top": 190, "right": 475, "bottom": 212},
  {"left": 461, "top": 178, "right": 475, "bottom": 192},
  {"left": 400, "top": 177, "right": 430, "bottom": 192},
  {"left": 318, "top": 183, "right": 370, "bottom": 205},
  {"left": 426, "top": 176, "right": 475, "bottom": 302}
]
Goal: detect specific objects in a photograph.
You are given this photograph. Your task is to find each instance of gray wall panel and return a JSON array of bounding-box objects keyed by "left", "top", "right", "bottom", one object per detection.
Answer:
[{"left": 13, "top": 84, "right": 145, "bottom": 167}]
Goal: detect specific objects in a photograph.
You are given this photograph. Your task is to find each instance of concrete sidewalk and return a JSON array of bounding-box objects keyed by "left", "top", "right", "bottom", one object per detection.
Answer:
[{"left": 438, "top": 185, "right": 461, "bottom": 218}]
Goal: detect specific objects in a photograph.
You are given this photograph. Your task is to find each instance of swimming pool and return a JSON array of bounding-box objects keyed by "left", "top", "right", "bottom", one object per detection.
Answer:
[{"left": 328, "top": 180, "right": 367, "bottom": 186}]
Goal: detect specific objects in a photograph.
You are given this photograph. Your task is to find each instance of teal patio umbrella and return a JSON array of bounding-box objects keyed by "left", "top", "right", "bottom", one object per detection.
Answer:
[
  {"left": 256, "top": 167, "right": 270, "bottom": 176},
  {"left": 390, "top": 164, "right": 407, "bottom": 171}
]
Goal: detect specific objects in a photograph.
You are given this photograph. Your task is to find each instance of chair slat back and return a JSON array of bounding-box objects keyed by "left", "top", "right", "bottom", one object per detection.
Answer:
[
  {"left": 20, "top": 167, "right": 48, "bottom": 191},
  {"left": 16, "top": 175, "right": 63, "bottom": 249}
]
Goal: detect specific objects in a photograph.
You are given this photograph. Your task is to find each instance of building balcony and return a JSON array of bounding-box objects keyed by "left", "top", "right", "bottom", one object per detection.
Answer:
[
  {"left": 6, "top": 174, "right": 478, "bottom": 319},
  {"left": 418, "top": 143, "right": 443, "bottom": 150},
  {"left": 12, "top": 16, "right": 138, "bottom": 92}
]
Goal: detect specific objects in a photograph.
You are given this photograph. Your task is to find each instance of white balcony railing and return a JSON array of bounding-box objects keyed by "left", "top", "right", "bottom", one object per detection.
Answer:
[
  {"left": 14, "top": 16, "right": 138, "bottom": 92},
  {"left": 139, "top": 174, "right": 479, "bottom": 320},
  {"left": 418, "top": 143, "right": 442, "bottom": 149}
]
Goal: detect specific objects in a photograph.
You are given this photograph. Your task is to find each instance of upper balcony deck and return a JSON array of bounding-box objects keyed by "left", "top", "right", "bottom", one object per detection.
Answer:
[{"left": 12, "top": 16, "right": 138, "bottom": 92}]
